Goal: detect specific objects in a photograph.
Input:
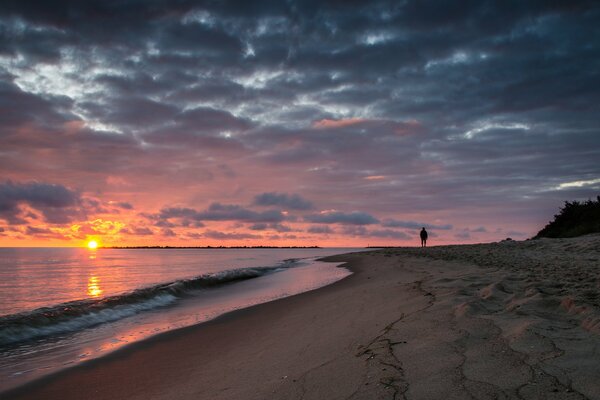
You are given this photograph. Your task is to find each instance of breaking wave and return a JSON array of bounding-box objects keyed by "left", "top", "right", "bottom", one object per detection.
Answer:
[{"left": 0, "top": 259, "right": 300, "bottom": 346}]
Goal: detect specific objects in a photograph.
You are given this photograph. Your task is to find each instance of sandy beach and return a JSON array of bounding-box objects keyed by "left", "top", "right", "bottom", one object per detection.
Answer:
[{"left": 5, "top": 235, "right": 600, "bottom": 400}]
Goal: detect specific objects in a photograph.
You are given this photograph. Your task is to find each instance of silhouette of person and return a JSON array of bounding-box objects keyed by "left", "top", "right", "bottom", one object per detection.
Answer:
[{"left": 420, "top": 227, "right": 428, "bottom": 247}]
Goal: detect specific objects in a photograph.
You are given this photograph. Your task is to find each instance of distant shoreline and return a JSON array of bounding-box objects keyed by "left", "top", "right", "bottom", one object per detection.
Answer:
[{"left": 101, "top": 245, "right": 323, "bottom": 249}]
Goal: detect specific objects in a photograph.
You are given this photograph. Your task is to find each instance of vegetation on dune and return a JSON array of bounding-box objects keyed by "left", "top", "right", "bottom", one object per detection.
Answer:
[{"left": 535, "top": 196, "right": 600, "bottom": 238}]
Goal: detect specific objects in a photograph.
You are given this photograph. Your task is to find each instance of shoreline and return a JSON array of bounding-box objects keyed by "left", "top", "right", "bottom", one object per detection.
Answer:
[
  {"left": 5, "top": 237, "right": 600, "bottom": 399},
  {"left": 3, "top": 251, "right": 369, "bottom": 399},
  {"left": 0, "top": 253, "right": 355, "bottom": 392}
]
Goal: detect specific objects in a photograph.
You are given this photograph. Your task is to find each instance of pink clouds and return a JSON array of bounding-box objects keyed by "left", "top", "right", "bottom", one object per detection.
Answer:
[
  {"left": 312, "top": 118, "right": 368, "bottom": 129},
  {"left": 1, "top": 177, "right": 494, "bottom": 247},
  {"left": 312, "top": 118, "right": 424, "bottom": 136}
]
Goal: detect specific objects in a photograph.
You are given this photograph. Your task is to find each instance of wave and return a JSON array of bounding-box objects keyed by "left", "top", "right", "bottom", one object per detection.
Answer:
[{"left": 0, "top": 259, "right": 300, "bottom": 346}]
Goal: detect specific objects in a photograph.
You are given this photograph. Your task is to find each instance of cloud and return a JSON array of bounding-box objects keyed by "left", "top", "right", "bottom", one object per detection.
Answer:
[
  {"left": 307, "top": 225, "right": 334, "bottom": 234},
  {"left": 176, "top": 107, "right": 253, "bottom": 133},
  {"left": 110, "top": 201, "right": 134, "bottom": 210},
  {"left": 313, "top": 118, "right": 368, "bottom": 129},
  {"left": 101, "top": 97, "right": 179, "bottom": 127},
  {"left": 341, "top": 226, "right": 411, "bottom": 239},
  {"left": 203, "top": 230, "right": 261, "bottom": 240},
  {"left": 75, "top": 219, "right": 126, "bottom": 237},
  {"left": 312, "top": 118, "right": 423, "bottom": 136},
  {"left": 305, "top": 211, "right": 379, "bottom": 225},
  {"left": 248, "top": 222, "right": 293, "bottom": 232},
  {"left": 154, "top": 202, "right": 285, "bottom": 226},
  {"left": 369, "top": 229, "right": 412, "bottom": 239},
  {"left": 200, "top": 203, "right": 285, "bottom": 222},
  {"left": 161, "top": 228, "right": 177, "bottom": 237},
  {"left": 25, "top": 226, "right": 58, "bottom": 237},
  {"left": 470, "top": 226, "right": 487, "bottom": 233},
  {"left": 0, "top": 181, "right": 81, "bottom": 224},
  {"left": 270, "top": 223, "right": 293, "bottom": 232},
  {"left": 381, "top": 219, "right": 453, "bottom": 230},
  {"left": 132, "top": 227, "right": 154, "bottom": 236},
  {"left": 248, "top": 223, "right": 268, "bottom": 231},
  {"left": 455, "top": 232, "right": 471, "bottom": 240},
  {"left": 158, "top": 207, "right": 201, "bottom": 220},
  {"left": 253, "top": 192, "right": 314, "bottom": 210}
]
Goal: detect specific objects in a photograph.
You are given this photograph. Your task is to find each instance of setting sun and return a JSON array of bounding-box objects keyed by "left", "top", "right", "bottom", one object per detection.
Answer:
[{"left": 87, "top": 240, "right": 98, "bottom": 249}]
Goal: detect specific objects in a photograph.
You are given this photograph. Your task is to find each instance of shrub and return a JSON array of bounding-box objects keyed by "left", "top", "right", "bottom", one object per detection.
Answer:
[{"left": 535, "top": 196, "right": 600, "bottom": 238}]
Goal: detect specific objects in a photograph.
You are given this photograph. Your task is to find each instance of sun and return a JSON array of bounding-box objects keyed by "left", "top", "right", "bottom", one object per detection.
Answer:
[{"left": 87, "top": 240, "right": 98, "bottom": 250}]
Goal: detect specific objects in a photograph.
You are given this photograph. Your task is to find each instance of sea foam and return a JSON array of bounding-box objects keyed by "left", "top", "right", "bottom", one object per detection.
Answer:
[{"left": 0, "top": 260, "right": 299, "bottom": 346}]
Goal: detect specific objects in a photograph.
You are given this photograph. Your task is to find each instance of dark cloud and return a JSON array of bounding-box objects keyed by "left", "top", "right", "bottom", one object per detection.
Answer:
[
  {"left": 470, "top": 226, "right": 487, "bottom": 233},
  {"left": 271, "top": 223, "right": 293, "bottom": 232},
  {"left": 111, "top": 201, "right": 134, "bottom": 210},
  {"left": 155, "top": 202, "right": 285, "bottom": 226},
  {"left": 158, "top": 207, "right": 201, "bottom": 220},
  {"left": 307, "top": 225, "right": 334, "bottom": 234},
  {"left": 25, "top": 225, "right": 55, "bottom": 236},
  {"left": 248, "top": 222, "right": 268, "bottom": 230},
  {"left": 305, "top": 211, "right": 379, "bottom": 225},
  {"left": 99, "top": 97, "right": 179, "bottom": 127},
  {"left": 132, "top": 227, "right": 154, "bottom": 236},
  {"left": 0, "top": 80, "right": 73, "bottom": 131},
  {"left": 253, "top": 192, "right": 314, "bottom": 210},
  {"left": 200, "top": 203, "right": 285, "bottom": 222},
  {"left": 175, "top": 107, "right": 252, "bottom": 133},
  {"left": 0, "top": 181, "right": 81, "bottom": 224},
  {"left": 248, "top": 222, "right": 293, "bottom": 232},
  {"left": 157, "top": 228, "right": 174, "bottom": 237},
  {"left": 186, "top": 232, "right": 203, "bottom": 239}
]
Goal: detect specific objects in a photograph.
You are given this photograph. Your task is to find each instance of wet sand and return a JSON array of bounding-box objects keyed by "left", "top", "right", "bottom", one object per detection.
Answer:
[{"left": 5, "top": 235, "right": 600, "bottom": 399}]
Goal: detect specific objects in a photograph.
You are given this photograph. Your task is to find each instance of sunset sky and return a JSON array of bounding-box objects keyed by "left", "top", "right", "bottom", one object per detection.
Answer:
[{"left": 1, "top": 1, "right": 599, "bottom": 247}]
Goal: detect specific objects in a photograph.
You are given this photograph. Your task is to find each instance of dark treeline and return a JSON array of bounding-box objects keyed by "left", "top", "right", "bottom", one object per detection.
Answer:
[{"left": 535, "top": 196, "right": 600, "bottom": 238}]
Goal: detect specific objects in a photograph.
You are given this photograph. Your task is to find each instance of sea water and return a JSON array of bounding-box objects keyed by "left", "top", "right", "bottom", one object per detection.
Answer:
[{"left": 0, "top": 247, "right": 361, "bottom": 392}]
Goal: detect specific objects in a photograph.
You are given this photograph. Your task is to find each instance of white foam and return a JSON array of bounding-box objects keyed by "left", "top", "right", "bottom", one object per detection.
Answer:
[{"left": 0, "top": 294, "right": 177, "bottom": 345}]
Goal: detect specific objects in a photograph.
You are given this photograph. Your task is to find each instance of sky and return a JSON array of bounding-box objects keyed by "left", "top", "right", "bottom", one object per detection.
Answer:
[{"left": 1, "top": 0, "right": 599, "bottom": 247}]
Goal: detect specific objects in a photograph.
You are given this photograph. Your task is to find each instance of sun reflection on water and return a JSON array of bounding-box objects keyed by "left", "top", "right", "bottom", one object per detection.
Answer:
[{"left": 87, "top": 276, "right": 103, "bottom": 298}]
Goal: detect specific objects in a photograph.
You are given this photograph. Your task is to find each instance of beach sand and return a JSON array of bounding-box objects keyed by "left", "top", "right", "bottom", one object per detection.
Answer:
[{"left": 5, "top": 235, "right": 600, "bottom": 399}]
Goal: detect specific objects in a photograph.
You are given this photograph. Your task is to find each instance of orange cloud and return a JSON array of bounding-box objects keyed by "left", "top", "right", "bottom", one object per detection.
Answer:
[{"left": 312, "top": 118, "right": 369, "bottom": 129}]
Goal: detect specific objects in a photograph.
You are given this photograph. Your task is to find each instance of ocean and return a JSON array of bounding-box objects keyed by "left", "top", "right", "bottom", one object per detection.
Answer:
[{"left": 0, "top": 247, "right": 360, "bottom": 392}]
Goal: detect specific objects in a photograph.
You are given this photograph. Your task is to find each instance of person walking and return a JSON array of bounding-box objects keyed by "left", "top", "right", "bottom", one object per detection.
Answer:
[{"left": 420, "top": 227, "right": 428, "bottom": 247}]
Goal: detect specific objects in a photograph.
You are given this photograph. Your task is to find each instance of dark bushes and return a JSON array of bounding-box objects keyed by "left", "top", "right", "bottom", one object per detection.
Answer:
[{"left": 535, "top": 196, "right": 600, "bottom": 238}]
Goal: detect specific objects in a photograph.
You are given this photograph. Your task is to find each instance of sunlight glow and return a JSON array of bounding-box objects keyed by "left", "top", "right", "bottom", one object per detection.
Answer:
[
  {"left": 87, "top": 240, "right": 98, "bottom": 249},
  {"left": 556, "top": 178, "right": 600, "bottom": 190},
  {"left": 87, "top": 276, "right": 103, "bottom": 298},
  {"left": 463, "top": 122, "right": 530, "bottom": 139}
]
